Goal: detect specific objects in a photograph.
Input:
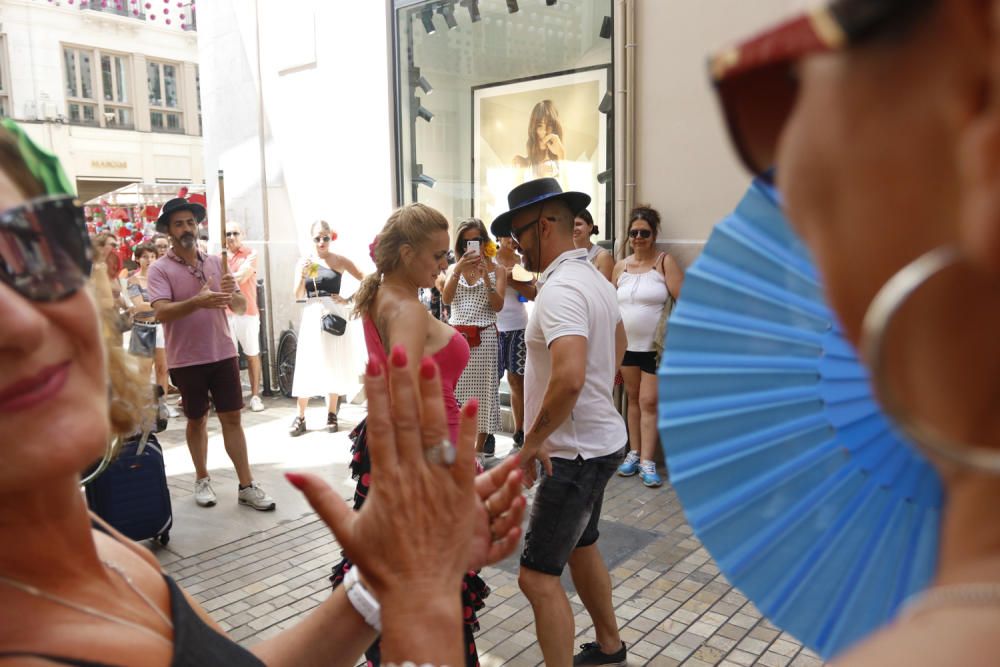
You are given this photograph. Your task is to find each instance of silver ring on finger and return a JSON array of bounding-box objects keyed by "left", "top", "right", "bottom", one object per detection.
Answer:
[{"left": 424, "top": 439, "right": 456, "bottom": 467}]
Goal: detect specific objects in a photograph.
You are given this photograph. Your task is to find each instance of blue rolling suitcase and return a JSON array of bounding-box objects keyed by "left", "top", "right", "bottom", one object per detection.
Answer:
[{"left": 85, "top": 431, "right": 173, "bottom": 546}]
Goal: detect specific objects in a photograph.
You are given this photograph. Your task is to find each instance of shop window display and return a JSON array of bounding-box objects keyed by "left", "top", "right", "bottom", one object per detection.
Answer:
[{"left": 393, "top": 0, "right": 613, "bottom": 239}]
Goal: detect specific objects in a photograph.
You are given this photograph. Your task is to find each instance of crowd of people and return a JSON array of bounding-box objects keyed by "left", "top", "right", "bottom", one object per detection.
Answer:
[{"left": 3, "top": 0, "right": 994, "bottom": 665}]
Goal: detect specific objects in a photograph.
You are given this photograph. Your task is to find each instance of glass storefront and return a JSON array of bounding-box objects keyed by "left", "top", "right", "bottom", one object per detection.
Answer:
[{"left": 393, "top": 0, "right": 614, "bottom": 240}]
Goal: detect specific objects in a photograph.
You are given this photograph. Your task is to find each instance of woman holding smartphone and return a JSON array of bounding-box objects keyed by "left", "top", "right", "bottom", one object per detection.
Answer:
[{"left": 442, "top": 218, "right": 506, "bottom": 464}]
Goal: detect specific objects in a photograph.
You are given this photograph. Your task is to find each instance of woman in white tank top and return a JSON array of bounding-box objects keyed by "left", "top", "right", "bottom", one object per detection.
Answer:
[{"left": 612, "top": 206, "right": 684, "bottom": 488}]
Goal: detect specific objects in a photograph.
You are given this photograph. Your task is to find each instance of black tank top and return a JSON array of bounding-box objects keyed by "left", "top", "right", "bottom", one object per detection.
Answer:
[
  {"left": 0, "top": 525, "right": 265, "bottom": 667},
  {"left": 305, "top": 266, "right": 342, "bottom": 297}
]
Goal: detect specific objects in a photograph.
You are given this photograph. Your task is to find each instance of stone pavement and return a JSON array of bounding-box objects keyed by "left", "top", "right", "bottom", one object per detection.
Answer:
[{"left": 150, "top": 393, "right": 826, "bottom": 667}]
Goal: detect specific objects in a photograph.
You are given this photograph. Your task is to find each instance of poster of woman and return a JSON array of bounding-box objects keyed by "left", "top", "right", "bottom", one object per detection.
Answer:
[{"left": 473, "top": 66, "right": 609, "bottom": 230}]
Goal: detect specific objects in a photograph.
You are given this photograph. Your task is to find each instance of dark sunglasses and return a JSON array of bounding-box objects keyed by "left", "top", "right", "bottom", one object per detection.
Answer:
[
  {"left": 225, "top": 231, "right": 241, "bottom": 238},
  {"left": 710, "top": 0, "right": 919, "bottom": 181},
  {"left": 629, "top": 228, "right": 652, "bottom": 239},
  {"left": 0, "top": 195, "right": 92, "bottom": 302},
  {"left": 511, "top": 214, "right": 559, "bottom": 244},
  {"left": 313, "top": 235, "right": 331, "bottom": 244}
]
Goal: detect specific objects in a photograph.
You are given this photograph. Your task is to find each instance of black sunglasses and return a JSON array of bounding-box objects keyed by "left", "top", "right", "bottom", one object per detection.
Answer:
[
  {"left": 709, "top": 0, "right": 922, "bottom": 181},
  {"left": 313, "top": 235, "right": 331, "bottom": 244},
  {"left": 0, "top": 195, "right": 92, "bottom": 302},
  {"left": 629, "top": 228, "right": 652, "bottom": 239},
  {"left": 226, "top": 231, "right": 241, "bottom": 238}
]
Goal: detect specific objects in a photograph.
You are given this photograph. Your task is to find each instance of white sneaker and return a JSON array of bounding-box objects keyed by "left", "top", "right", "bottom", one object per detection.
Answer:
[
  {"left": 167, "top": 405, "right": 181, "bottom": 419},
  {"left": 194, "top": 477, "right": 217, "bottom": 507},
  {"left": 238, "top": 481, "right": 276, "bottom": 511},
  {"left": 249, "top": 395, "right": 265, "bottom": 412}
]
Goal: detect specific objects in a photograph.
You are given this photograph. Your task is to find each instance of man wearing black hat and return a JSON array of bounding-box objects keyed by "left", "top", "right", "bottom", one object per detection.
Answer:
[
  {"left": 491, "top": 178, "right": 628, "bottom": 665},
  {"left": 148, "top": 198, "right": 275, "bottom": 511}
]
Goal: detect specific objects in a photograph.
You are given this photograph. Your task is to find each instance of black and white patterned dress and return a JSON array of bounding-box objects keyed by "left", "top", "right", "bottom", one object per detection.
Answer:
[{"left": 450, "top": 270, "right": 502, "bottom": 434}]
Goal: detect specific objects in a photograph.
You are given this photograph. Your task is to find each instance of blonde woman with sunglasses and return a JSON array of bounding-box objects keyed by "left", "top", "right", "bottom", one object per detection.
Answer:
[{"left": 0, "top": 125, "right": 526, "bottom": 667}]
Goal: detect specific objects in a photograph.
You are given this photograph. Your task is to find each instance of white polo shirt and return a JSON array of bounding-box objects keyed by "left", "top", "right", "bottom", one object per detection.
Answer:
[{"left": 524, "top": 248, "right": 628, "bottom": 460}]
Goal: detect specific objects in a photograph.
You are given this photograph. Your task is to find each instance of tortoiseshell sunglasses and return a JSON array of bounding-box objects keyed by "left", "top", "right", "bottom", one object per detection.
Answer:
[{"left": 709, "top": 0, "right": 929, "bottom": 181}]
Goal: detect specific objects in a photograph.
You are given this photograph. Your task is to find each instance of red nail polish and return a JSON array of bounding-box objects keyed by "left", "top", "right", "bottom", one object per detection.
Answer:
[
  {"left": 464, "top": 398, "right": 479, "bottom": 416},
  {"left": 420, "top": 356, "right": 437, "bottom": 380},
  {"left": 285, "top": 472, "right": 306, "bottom": 489},
  {"left": 366, "top": 359, "right": 382, "bottom": 377},
  {"left": 391, "top": 344, "right": 407, "bottom": 368}
]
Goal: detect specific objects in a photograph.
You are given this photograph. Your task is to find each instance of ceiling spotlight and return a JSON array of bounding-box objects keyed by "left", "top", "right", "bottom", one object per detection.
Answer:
[
  {"left": 598, "top": 91, "right": 613, "bottom": 115},
  {"left": 420, "top": 8, "right": 436, "bottom": 35},
  {"left": 438, "top": 3, "right": 458, "bottom": 30},
  {"left": 597, "top": 168, "right": 613, "bottom": 185},
  {"left": 600, "top": 15, "right": 612, "bottom": 39},
  {"left": 416, "top": 102, "right": 434, "bottom": 122},
  {"left": 506, "top": 0, "right": 518, "bottom": 14},
  {"left": 414, "top": 164, "right": 436, "bottom": 188},
  {"left": 460, "top": 0, "right": 481, "bottom": 22},
  {"left": 411, "top": 67, "right": 433, "bottom": 95}
]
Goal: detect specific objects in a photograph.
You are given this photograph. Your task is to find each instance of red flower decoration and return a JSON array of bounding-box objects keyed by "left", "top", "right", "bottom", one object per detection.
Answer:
[{"left": 368, "top": 235, "right": 380, "bottom": 263}]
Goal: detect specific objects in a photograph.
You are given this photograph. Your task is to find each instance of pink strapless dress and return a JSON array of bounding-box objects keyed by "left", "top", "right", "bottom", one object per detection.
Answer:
[{"left": 362, "top": 317, "right": 469, "bottom": 442}]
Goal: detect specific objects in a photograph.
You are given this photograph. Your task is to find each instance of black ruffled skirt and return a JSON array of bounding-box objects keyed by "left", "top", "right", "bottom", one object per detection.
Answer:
[{"left": 330, "top": 419, "right": 490, "bottom": 667}]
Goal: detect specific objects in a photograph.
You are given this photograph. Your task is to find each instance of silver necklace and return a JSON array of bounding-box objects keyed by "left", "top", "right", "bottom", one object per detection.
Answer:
[
  {"left": 900, "top": 583, "right": 1000, "bottom": 620},
  {"left": 0, "top": 560, "right": 173, "bottom": 644}
]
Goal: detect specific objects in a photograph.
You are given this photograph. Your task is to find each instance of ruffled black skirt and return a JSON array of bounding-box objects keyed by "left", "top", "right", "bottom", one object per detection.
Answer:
[{"left": 330, "top": 419, "right": 490, "bottom": 667}]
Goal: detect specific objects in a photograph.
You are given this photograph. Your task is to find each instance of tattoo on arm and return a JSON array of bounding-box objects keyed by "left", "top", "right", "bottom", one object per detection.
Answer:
[{"left": 537, "top": 410, "right": 551, "bottom": 429}]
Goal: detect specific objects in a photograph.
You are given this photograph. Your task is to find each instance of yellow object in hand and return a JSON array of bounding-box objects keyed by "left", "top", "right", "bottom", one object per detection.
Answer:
[
  {"left": 483, "top": 240, "right": 498, "bottom": 259},
  {"left": 308, "top": 261, "right": 320, "bottom": 279}
]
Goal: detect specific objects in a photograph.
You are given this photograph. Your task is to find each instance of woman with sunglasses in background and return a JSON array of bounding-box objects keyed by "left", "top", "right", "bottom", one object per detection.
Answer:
[
  {"left": 0, "top": 125, "right": 526, "bottom": 667},
  {"left": 612, "top": 206, "right": 683, "bottom": 488},
  {"left": 709, "top": 0, "right": 1000, "bottom": 663},
  {"left": 289, "top": 220, "right": 364, "bottom": 437},
  {"left": 441, "top": 218, "right": 506, "bottom": 464}
]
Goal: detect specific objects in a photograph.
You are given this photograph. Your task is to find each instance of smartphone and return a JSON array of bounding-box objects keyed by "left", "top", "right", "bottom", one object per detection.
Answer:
[{"left": 466, "top": 240, "right": 480, "bottom": 256}]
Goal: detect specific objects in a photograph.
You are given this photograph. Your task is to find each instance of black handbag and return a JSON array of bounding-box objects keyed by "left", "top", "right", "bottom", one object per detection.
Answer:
[{"left": 322, "top": 313, "right": 347, "bottom": 336}]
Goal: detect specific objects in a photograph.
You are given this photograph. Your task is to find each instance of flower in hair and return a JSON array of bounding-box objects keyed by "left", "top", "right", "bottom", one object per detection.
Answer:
[{"left": 368, "top": 235, "right": 381, "bottom": 263}]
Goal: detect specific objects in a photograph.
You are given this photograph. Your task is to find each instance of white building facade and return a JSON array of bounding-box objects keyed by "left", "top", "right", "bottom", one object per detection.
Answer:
[{"left": 0, "top": 0, "right": 204, "bottom": 201}]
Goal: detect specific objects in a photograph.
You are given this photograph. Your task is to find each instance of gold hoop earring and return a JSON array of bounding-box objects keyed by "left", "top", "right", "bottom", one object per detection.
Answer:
[
  {"left": 861, "top": 245, "right": 1000, "bottom": 473},
  {"left": 80, "top": 434, "right": 122, "bottom": 486}
]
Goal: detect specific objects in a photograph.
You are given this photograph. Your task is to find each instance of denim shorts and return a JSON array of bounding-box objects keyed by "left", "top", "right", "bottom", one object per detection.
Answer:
[{"left": 520, "top": 447, "right": 627, "bottom": 576}]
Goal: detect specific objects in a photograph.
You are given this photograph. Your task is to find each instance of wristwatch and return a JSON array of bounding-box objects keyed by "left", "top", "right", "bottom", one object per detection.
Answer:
[{"left": 344, "top": 566, "right": 382, "bottom": 632}]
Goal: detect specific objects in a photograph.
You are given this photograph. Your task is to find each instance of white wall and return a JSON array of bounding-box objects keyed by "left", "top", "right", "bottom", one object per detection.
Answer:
[
  {"left": 197, "top": 0, "right": 394, "bottom": 357},
  {"left": 632, "top": 0, "right": 806, "bottom": 266}
]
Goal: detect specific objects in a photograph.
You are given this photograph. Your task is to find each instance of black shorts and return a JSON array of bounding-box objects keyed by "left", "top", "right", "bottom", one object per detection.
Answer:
[
  {"left": 169, "top": 357, "right": 244, "bottom": 419},
  {"left": 520, "top": 447, "right": 626, "bottom": 576},
  {"left": 622, "top": 350, "right": 658, "bottom": 375}
]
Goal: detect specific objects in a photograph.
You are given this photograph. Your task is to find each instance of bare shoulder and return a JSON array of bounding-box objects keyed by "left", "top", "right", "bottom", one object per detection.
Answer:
[{"left": 833, "top": 612, "right": 1000, "bottom": 667}]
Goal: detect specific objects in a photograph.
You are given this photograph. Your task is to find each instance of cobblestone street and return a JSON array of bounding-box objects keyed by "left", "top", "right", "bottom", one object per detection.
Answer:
[{"left": 152, "top": 394, "right": 825, "bottom": 667}]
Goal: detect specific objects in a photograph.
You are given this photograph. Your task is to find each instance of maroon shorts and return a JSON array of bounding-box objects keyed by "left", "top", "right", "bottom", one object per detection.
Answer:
[{"left": 169, "top": 357, "right": 244, "bottom": 419}]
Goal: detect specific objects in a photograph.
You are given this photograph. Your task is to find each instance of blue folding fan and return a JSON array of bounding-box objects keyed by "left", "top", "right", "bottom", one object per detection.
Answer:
[{"left": 657, "top": 179, "right": 943, "bottom": 659}]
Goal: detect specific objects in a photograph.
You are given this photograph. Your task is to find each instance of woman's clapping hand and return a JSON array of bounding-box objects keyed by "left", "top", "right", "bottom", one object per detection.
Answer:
[{"left": 286, "top": 345, "right": 525, "bottom": 601}]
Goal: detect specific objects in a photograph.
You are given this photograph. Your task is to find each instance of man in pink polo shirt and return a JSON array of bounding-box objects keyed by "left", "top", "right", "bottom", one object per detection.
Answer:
[
  {"left": 224, "top": 221, "right": 265, "bottom": 412},
  {"left": 148, "top": 198, "right": 275, "bottom": 511}
]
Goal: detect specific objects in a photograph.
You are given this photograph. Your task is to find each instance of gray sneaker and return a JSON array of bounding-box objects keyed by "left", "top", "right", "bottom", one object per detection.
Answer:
[
  {"left": 194, "top": 477, "right": 217, "bottom": 507},
  {"left": 238, "top": 481, "right": 276, "bottom": 511}
]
